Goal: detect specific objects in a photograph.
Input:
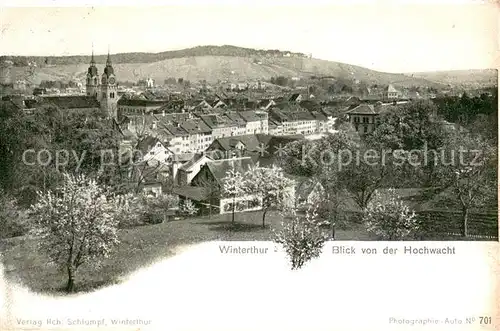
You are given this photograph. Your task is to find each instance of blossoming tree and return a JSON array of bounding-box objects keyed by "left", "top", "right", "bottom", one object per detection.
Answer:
[
  {"left": 244, "top": 165, "right": 295, "bottom": 228},
  {"left": 30, "top": 173, "right": 121, "bottom": 293},
  {"left": 273, "top": 204, "right": 330, "bottom": 270},
  {"left": 222, "top": 168, "right": 245, "bottom": 224},
  {"left": 362, "top": 189, "right": 418, "bottom": 240}
]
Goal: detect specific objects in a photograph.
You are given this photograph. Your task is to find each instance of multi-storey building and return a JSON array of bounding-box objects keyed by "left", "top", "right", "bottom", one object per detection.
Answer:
[
  {"left": 180, "top": 119, "right": 213, "bottom": 153},
  {"left": 199, "top": 114, "right": 237, "bottom": 139},
  {"left": 345, "top": 104, "right": 379, "bottom": 134},
  {"left": 238, "top": 110, "right": 269, "bottom": 135}
]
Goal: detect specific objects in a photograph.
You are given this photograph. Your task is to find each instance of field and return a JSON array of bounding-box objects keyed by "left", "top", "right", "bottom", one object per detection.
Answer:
[{"left": 0, "top": 211, "right": 374, "bottom": 294}]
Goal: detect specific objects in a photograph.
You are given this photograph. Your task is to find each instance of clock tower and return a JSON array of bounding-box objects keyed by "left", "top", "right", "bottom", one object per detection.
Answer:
[
  {"left": 86, "top": 49, "right": 99, "bottom": 98},
  {"left": 100, "top": 51, "right": 118, "bottom": 119}
]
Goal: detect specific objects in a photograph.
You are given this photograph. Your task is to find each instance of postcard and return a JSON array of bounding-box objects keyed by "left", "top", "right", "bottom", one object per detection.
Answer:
[{"left": 0, "top": 1, "right": 498, "bottom": 330}]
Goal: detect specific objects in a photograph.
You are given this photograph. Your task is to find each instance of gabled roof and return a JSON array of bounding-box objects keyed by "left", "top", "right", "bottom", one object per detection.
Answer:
[
  {"left": 270, "top": 108, "right": 316, "bottom": 122},
  {"left": 163, "top": 123, "right": 189, "bottom": 137},
  {"left": 310, "top": 111, "right": 327, "bottom": 121},
  {"left": 299, "top": 100, "right": 322, "bottom": 112},
  {"left": 250, "top": 134, "right": 304, "bottom": 164},
  {"left": 240, "top": 100, "right": 259, "bottom": 109},
  {"left": 386, "top": 84, "right": 399, "bottom": 93},
  {"left": 257, "top": 99, "right": 273, "bottom": 107},
  {"left": 345, "top": 104, "right": 377, "bottom": 115},
  {"left": 223, "top": 112, "right": 247, "bottom": 126},
  {"left": 209, "top": 135, "right": 263, "bottom": 153},
  {"left": 289, "top": 93, "right": 301, "bottom": 102},
  {"left": 199, "top": 114, "right": 235, "bottom": 129},
  {"left": 172, "top": 153, "right": 196, "bottom": 162},
  {"left": 41, "top": 96, "right": 100, "bottom": 109},
  {"left": 158, "top": 112, "right": 193, "bottom": 124},
  {"left": 205, "top": 157, "right": 255, "bottom": 186},
  {"left": 136, "top": 136, "right": 162, "bottom": 155},
  {"left": 290, "top": 111, "right": 315, "bottom": 121},
  {"left": 179, "top": 119, "right": 212, "bottom": 134},
  {"left": 178, "top": 153, "right": 210, "bottom": 171},
  {"left": 212, "top": 99, "right": 227, "bottom": 108},
  {"left": 172, "top": 186, "right": 210, "bottom": 202},
  {"left": 238, "top": 110, "right": 267, "bottom": 123},
  {"left": 295, "top": 180, "right": 324, "bottom": 200}
]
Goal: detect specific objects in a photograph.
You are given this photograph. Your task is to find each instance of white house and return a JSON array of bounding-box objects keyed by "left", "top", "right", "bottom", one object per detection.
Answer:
[{"left": 136, "top": 136, "right": 173, "bottom": 165}]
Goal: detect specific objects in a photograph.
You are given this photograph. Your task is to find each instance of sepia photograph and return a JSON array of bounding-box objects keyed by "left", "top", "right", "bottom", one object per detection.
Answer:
[{"left": 0, "top": 1, "right": 498, "bottom": 330}]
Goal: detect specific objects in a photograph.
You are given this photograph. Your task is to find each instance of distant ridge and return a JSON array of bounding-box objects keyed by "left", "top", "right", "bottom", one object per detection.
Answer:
[
  {"left": 2, "top": 45, "right": 497, "bottom": 87},
  {"left": 407, "top": 69, "right": 498, "bottom": 87},
  {"left": 1, "top": 45, "right": 308, "bottom": 66}
]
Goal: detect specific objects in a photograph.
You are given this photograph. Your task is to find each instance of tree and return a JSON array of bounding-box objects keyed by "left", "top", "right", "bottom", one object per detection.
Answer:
[
  {"left": 0, "top": 189, "right": 27, "bottom": 239},
  {"left": 0, "top": 104, "right": 123, "bottom": 205},
  {"left": 222, "top": 168, "right": 245, "bottom": 224},
  {"left": 362, "top": 189, "right": 418, "bottom": 240},
  {"left": 273, "top": 204, "right": 329, "bottom": 270},
  {"left": 313, "top": 131, "right": 358, "bottom": 237},
  {"left": 180, "top": 199, "right": 198, "bottom": 216},
  {"left": 436, "top": 132, "right": 496, "bottom": 237},
  {"left": 114, "top": 192, "right": 177, "bottom": 227},
  {"left": 243, "top": 165, "right": 294, "bottom": 228},
  {"left": 338, "top": 144, "right": 389, "bottom": 210},
  {"left": 29, "top": 174, "right": 121, "bottom": 293},
  {"left": 279, "top": 139, "right": 316, "bottom": 177},
  {"left": 368, "top": 100, "right": 445, "bottom": 151}
]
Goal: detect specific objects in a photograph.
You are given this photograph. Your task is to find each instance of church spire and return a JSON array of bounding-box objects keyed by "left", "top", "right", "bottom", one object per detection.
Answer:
[
  {"left": 103, "top": 45, "right": 114, "bottom": 77},
  {"left": 106, "top": 46, "right": 112, "bottom": 66},
  {"left": 90, "top": 43, "right": 96, "bottom": 65}
]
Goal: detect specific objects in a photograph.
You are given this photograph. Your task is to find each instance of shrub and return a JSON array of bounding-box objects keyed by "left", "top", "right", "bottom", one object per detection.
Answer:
[
  {"left": 180, "top": 199, "right": 198, "bottom": 216},
  {"left": 273, "top": 205, "right": 330, "bottom": 270},
  {"left": 362, "top": 189, "right": 418, "bottom": 240}
]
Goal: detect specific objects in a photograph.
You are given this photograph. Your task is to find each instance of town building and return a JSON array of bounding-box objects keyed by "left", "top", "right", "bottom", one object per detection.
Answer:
[
  {"left": 199, "top": 114, "right": 237, "bottom": 139},
  {"left": 117, "top": 99, "right": 169, "bottom": 117},
  {"left": 345, "top": 104, "right": 380, "bottom": 134},
  {"left": 179, "top": 119, "right": 213, "bottom": 153},
  {"left": 238, "top": 110, "right": 269, "bottom": 135},
  {"left": 384, "top": 84, "right": 401, "bottom": 100},
  {"left": 136, "top": 136, "right": 173, "bottom": 165},
  {"left": 269, "top": 108, "right": 317, "bottom": 135}
]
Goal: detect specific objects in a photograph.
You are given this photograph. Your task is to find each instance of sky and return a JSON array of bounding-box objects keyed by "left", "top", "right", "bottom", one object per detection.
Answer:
[{"left": 0, "top": 1, "right": 498, "bottom": 73}]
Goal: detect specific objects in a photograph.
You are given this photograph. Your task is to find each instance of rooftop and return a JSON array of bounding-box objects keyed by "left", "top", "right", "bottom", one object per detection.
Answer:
[
  {"left": 206, "top": 157, "right": 255, "bottom": 186},
  {"left": 41, "top": 95, "right": 100, "bottom": 109},
  {"left": 345, "top": 104, "right": 378, "bottom": 115}
]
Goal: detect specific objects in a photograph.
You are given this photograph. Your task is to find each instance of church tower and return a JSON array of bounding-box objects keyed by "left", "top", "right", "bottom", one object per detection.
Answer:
[
  {"left": 100, "top": 51, "right": 118, "bottom": 119},
  {"left": 86, "top": 49, "right": 99, "bottom": 98}
]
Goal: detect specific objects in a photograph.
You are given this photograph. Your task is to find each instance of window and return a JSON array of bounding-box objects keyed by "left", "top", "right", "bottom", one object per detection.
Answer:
[{"left": 364, "top": 126, "right": 368, "bottom": 133}]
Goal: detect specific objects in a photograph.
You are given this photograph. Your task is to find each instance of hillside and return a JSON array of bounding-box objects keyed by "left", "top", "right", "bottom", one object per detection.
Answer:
[
  {"left": 408, "top": 69, "right": 497, "bottom": 88},
  {"left": 1, "top": 45, "right": 308, "bottom": 66},
  {"left": 10, "top": 55, "right": 445, "bottom": 88}
]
